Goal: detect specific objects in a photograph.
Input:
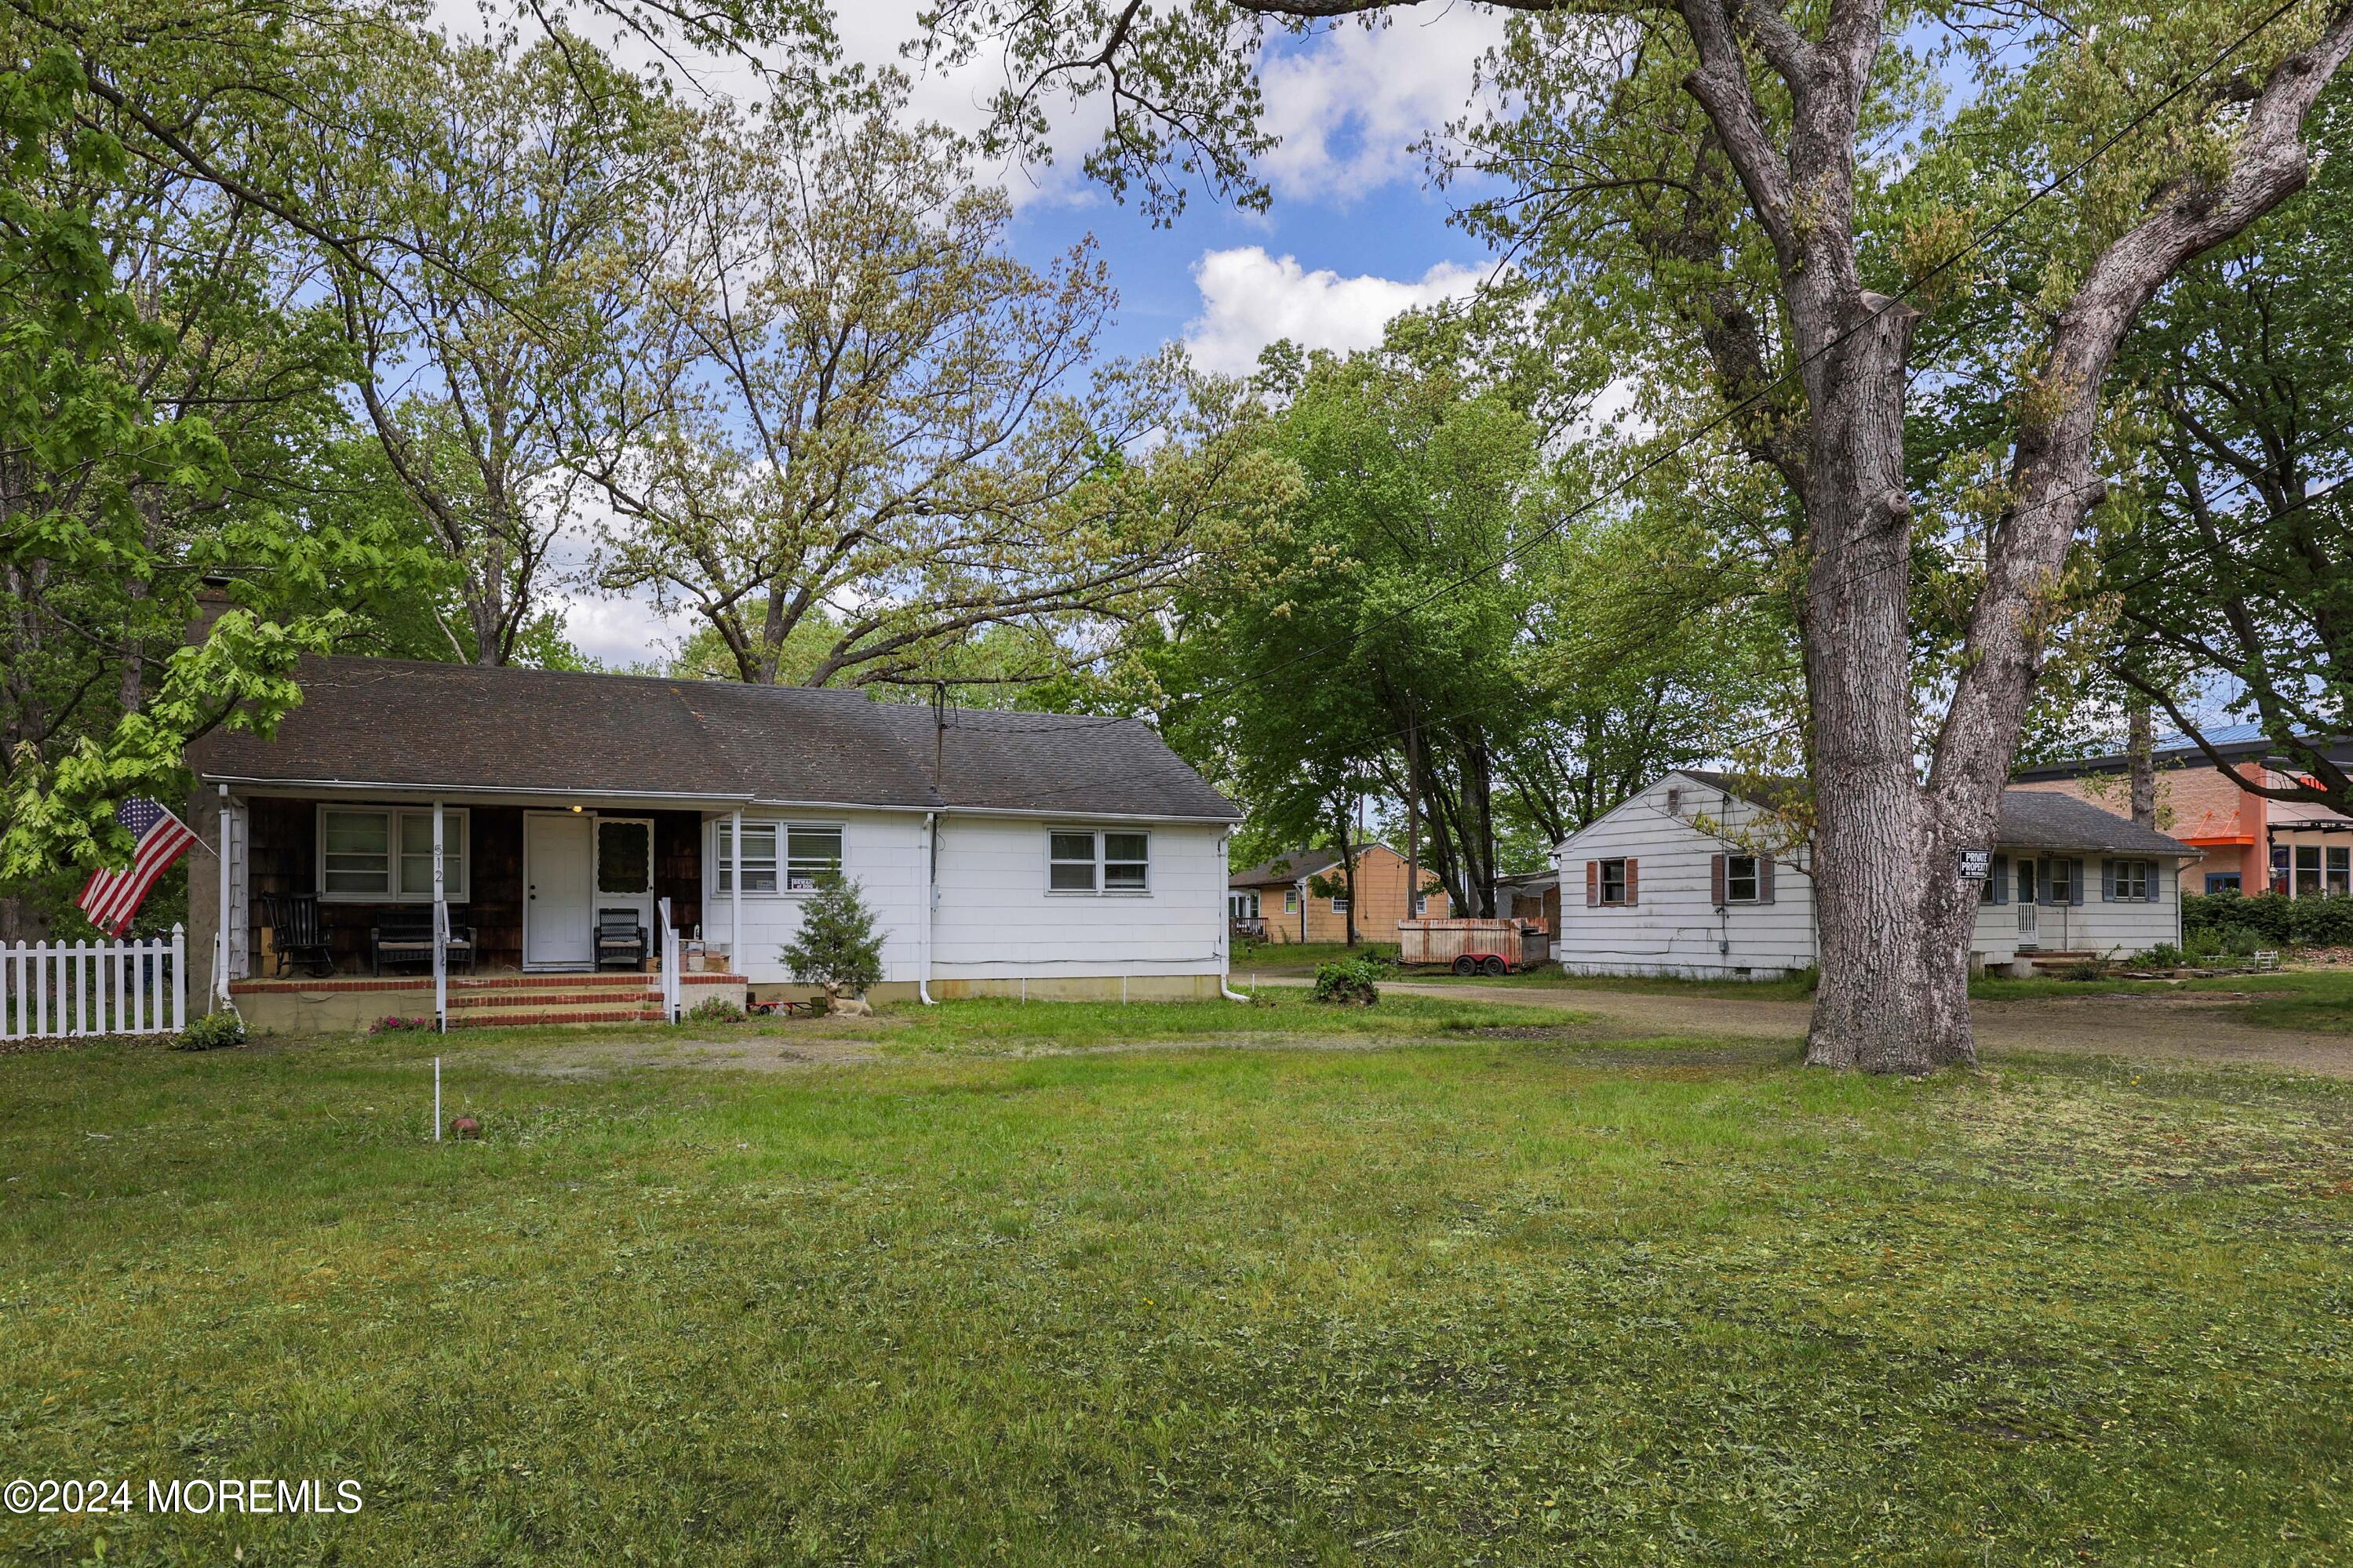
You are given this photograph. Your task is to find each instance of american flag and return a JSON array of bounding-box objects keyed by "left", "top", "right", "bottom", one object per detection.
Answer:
[{"left": 76, "top": 798, "right": 199, "bottom": 937}]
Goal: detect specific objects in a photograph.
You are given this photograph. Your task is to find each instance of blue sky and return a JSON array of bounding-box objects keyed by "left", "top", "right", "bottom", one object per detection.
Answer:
[{"left": 432, "top": 2, "right": 1513, "bottom": 663}]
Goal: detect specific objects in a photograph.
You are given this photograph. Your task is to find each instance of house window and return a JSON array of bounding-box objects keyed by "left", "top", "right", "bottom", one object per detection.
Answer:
[
  {"left": 1330, "top": 891, "right": 1350, "bottom": 913},
  {"left": 320, "top": 806, "right": 468, "bottom": 902},
  {"left": 2046, "top": 858, "right": 2075, "bottom": 905},
  {"left": 1600, "top": 858, "right": 1629, "bottom": 905},
  {"left": 1725, "top": 855, "right": 1761, "bottom": 904},
  {"left": 1284, "top": 889, "right": 1299, "bottom": 914},
  {"left": 2272, "top": 845, "right": 2293, "bottom": 894},
  {"left": 2329, "top": 846, "right": 2351, "bottom": 896},
  {"left": 2296, "top": 845, "right": 2323, "bottom": 897},
  {"left": 2112, "top": 860, "right": 2151, "bottom": 900},
  {"left": 2205, "top": 872, "right": 2242, "bottom": 895},
  {"left": 1049, "top": 830, "right": 1150, "bottom": 893},
  {"left": 597, "top": 818, "right": 653, "bottom": 896},
  {"left": 712, "top": 821, "right": 779, "bottom": 893},
  {"left": 787, "top": 827, "right": 844, "bottom": 890}
]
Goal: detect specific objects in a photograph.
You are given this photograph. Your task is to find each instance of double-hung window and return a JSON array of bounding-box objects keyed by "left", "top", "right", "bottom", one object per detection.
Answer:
[
  {"left": 1725, "top": 855, "right": 1761, "bottom": 903},
  {"left": 319, "top": 806, "right": 468, "bottom": 901},
  {"left": 712, "top": 822, "right": 779, "bottom": 893},
  {"left": 785, "top": 828, "right": 843, "bottom": 890},
  {"left": 2329, "top": 846, "right": 2351, "bottom": 897},
  {"left": 1599, "top": 858, "right": 1630, "bottom": 905},
  {"left": 1049, "top": 829, "right": 1150, "bottom": 893},
  {"left": 2111, "top": 859, "right": 2152, "bottom": 900},
  {"left": 2296, "top": 845, "right": 2323, "bottom": 897}
]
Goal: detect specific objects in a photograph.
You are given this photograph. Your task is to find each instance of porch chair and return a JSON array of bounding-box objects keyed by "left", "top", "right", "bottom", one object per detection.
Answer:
[
  {"left": 261, "top": 892, "right": 337, "bottom": 978},
  {"left": 596, "top": 908, "right": 650, "bottom": 970},
  {"left": 370, "top": 914, "right": 474, "bottom": 977}
]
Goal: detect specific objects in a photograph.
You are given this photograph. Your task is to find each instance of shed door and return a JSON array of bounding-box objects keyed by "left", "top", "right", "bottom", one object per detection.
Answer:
[{"left": 524, "top": 813, "right": 596, "bottom": 968}]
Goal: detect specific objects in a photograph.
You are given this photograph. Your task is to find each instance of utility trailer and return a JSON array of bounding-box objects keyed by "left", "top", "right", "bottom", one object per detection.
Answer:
[{"left": 1397, "top": 918, "right": 1545, "bottom": 976}]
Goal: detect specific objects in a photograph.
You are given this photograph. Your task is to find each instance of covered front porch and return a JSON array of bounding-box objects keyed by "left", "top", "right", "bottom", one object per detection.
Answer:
[{"left": 196, "top": 788, "right": 778, "bottom": 1031}]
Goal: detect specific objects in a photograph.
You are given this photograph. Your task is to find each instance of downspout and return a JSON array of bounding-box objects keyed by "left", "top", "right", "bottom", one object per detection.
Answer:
[
  {"left": 1219, "top": 834, "right": 1248, "bottom": 1002},
  {"left": 918, "top": 811, "right": 937, "bottom": 1005}
]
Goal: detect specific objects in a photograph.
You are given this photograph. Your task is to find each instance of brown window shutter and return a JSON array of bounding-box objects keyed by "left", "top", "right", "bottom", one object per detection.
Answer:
[
  {"left": 1586, "top": 860, "right": 1598, "bottom": 907},
  {"left": 1710, "top": 853, "right": 1726, "bottom": 906},
  {"left": 1625, "top": 858, "right": 1639, "bottom": 907},
  {"left": 1759, "top": 858, "right": 1776, "bottom": 904}
]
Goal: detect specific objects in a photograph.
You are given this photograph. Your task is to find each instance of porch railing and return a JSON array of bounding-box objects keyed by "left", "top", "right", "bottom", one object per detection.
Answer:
[
  {"left": 2, "top": 927, "right": 186, "bottom": 1042},
  {"left": 655, "top": 898, "right": 681, "bottom": 1023}
]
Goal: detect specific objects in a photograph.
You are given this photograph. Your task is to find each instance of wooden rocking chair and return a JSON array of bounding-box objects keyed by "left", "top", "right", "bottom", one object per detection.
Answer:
[{"left": 261, "top": 892, "right": 337, "bottom": 978}]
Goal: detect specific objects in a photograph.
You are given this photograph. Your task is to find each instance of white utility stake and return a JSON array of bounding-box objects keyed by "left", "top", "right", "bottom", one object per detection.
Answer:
[{"left": 434, "top": 1057, "right": 443, "bottom": 1141}]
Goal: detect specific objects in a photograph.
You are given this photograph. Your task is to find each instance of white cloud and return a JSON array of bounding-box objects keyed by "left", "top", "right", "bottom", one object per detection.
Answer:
[
  {"left": 1255, "top": 11, "right": 1505, "bottom": 204},
  {"left": 1182, "top": 246, "right": 1487, "bottom": 376}
]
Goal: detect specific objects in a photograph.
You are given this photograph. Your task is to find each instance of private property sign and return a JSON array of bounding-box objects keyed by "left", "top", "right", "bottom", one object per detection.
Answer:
[{"left": 1957, "top": 849, "right": 1994, "bottom": 882}]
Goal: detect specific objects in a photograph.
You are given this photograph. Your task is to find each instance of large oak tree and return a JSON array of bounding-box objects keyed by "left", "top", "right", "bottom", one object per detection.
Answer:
[{"left": 923, "top": 0, "right": 2353, "bottom": 1071}]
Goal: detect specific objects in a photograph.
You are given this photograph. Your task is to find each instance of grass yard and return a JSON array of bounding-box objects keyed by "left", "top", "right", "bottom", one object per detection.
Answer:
[{"left": 5, "top": 995, "right": 2353, "bottom": 1565}]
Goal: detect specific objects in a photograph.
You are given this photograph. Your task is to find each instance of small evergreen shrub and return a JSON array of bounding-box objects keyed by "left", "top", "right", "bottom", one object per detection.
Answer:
[
  {"left": 687, "top": 995, "right": 746, "bottom": 1024},
  {"left": 780, "top": 872, "right": 884, "bottom": 1003},
  {"left": 1313, "top": 958, "right": 1382, "bottom": 1006},
  {"left": 173, "top": 1011, "right": 246, "bottom": 1051}
]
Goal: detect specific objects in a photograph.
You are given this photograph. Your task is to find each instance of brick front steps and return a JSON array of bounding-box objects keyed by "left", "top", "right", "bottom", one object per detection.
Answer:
[{"left": 229, "top": 968, "right": 748, "bottom": 1034}]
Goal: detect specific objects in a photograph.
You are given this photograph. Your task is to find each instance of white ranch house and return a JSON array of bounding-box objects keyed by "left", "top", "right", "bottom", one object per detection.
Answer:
[
  {"left": 1551, "top": 769, "right": 2201, "bottom": 980},
  {"left": 184, "top": 658, "right": 1244, "bottom": 1032}
]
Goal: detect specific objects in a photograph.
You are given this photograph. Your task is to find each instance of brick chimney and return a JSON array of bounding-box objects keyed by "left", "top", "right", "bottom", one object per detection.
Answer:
[{"left": 188, "top": 573, "right": 233, "bottom": 646}]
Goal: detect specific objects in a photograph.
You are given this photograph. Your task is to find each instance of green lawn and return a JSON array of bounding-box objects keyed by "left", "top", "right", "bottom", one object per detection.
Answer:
[{"left": 5, "top": 998, "right": 2352, "bottom": 1564}]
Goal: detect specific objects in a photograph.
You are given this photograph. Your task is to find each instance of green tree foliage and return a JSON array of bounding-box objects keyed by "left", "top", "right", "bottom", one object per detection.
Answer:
[
  {"left": 2098, "top": 85, "right": 2353, "bottom": 811},
  {"left": 778, "top": 872, "right": 885, "bottom": 1001}
]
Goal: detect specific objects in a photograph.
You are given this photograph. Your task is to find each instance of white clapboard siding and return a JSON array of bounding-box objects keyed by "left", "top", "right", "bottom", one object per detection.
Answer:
[
  {"left": 700, "top": 810, "right": 931, "bottom": 984},
  {"left": 1553, "top": 775, "right": 1817, "bottom": 979},
  {"left": 0, "top": 927, "right": 187, "bottom": 1041},
  {"left": 931, "top": 817, "right": 1227, "bottom": 980}
]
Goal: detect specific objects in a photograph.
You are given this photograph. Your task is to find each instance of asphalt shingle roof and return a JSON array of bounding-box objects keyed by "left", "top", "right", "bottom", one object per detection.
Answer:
[
  {"left": 1228, "top": 847, "right": 1347, "bottom": 888},
  {"left": 186, "top": 657, "right": 1240, "bottom": 820},
  {"left": 1670, "top": 769, "right": 2197, "bottom": 857}
]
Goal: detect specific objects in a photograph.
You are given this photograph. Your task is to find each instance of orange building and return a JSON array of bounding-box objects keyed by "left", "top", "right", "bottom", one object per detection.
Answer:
[
  {"left": 2012, "top": 728, "right": 2351, "bottom": 896},
  {"left": 1228, "top": 843, "right": 1448, "bottom": 944}
]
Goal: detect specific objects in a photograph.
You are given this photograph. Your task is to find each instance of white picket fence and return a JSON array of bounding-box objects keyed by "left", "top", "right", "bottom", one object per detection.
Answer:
[{"left": 0, "top": 926, "right": 187, "bottom": 1042}]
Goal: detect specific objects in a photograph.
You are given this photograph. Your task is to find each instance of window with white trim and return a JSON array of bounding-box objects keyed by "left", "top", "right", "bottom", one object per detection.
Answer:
[
  {"left": 319, "top": 806, "right": 468, "bottom": 902},
  {"left": 786, "top": 827, "right": 843, "bottom": 890},
  {"left": 2330, "top": 846, "right": 2351, "bottom": 897},
  {"left": 1284, "top": 888, "right": 1299, "bottom": 913},
  {"left": 1725, "top": 855, "right": 1761, "bottom": 903},
  {"left": 712, "top": 821, "right": 778, "bottom": 893},
  {"left": 1048, "top": 829, "right": 1150, "bottom": 893},
  {"left": 2111, "top": 859, "right": 2152, "bottom": 900}
]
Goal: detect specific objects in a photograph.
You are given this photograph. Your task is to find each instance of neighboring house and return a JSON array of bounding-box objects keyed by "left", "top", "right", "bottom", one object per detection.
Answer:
[
  {"left": 1227, "top": 842, "right": 1445, "bottom": 944},
  {"left": 1495, "top": 869, "right": 1561, "bottom": 933},
  {"left": 1551, "top": 769, "right": 2201, "bottom": 980},
  {"left": 2012, "top": 726, "right": 2353, "bottom": 896},
  {"left": 184, "top": 657, "right": 1241, "bottom": 1031}
]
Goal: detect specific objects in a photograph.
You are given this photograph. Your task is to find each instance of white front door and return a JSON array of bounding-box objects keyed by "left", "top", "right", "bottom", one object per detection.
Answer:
[{"left": 524, "top": 813, "right": 596, "bottom": 968}]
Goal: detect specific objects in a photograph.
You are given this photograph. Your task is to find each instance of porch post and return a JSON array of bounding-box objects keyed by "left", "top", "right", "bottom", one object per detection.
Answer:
[
  {"left": 214, "top": 784, "right": 232, "bottom": 1006},
  {"left": 432, "top": 800, "right": 447, "bottom": 1034},
  {"left": 729, "top": 807, "right": 744, "bottom": 973}
]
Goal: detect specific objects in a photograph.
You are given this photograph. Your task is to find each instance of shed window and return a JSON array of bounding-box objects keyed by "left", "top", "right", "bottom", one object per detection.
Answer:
[
  {"left": 1725, "top": 856, "right": 1761, "bottom": 904},
  {"left": 320, "top": 806, "right": 469, "bottom": 902},
  {"left": 1600, "top": 858, "right": 1630, "bottom": 906}
]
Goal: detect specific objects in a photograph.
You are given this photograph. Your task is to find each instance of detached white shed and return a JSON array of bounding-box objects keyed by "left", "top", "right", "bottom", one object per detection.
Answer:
[{"left": 1551, "top": 769, "right": 2201, "bottom": 980}]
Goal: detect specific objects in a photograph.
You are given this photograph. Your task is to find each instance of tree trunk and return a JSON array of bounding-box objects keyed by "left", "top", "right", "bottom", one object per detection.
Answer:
[
  {"left": 2129, "top": 704, "right": 2157, "bottom": 828},
  {"left": 1794, "top": 293, "right": 1967, "bottom": 1071}
]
